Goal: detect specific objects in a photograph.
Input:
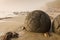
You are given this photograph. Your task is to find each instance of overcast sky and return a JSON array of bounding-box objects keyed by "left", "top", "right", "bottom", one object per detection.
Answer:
[{"left": 0, "top": 0, "right": 55, "bottom": 12}]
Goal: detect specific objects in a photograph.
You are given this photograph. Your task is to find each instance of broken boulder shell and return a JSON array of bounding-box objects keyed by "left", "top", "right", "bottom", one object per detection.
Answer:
[
  {"left": 52, "top": 15, "right": 60, "bottom": 34},
  {"left": 24, "top": 10, "right": 51, "bottom": 33}
]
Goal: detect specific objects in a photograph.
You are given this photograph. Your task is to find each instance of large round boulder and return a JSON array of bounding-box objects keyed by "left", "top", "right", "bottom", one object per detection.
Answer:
[
  {"left": 52, "top": 15, "right": 60, "bottom": 34},
  {"left": 24, "top": 10, "right": 51, "bottom": 33}
]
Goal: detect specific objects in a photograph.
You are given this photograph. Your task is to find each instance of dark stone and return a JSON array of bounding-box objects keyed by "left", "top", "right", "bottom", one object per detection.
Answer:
[
  {"left": 6, "top": 32, "right": 13, "bottom": 40},
  {"left": 24, "top": 10, "right": 51, "bottom": 33},
  {"left": 12, "top": 32, "right": 19, "bottom": 38},
  {"left": 5, "top": 32, "right": 19, "bottom": 40}
]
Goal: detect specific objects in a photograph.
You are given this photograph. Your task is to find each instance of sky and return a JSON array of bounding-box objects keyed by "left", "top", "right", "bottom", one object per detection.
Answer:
[{"left": 0, "top": 0, "right": 55, "bottom": 12}]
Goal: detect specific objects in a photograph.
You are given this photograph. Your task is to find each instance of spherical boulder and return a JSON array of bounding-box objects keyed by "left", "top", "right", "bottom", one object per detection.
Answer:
[
  {"left": 24, "top": 10, "right": 51, "bottom": 33},
  {"left": 52, "top": 15, "right": 60, "bottom": 34}
]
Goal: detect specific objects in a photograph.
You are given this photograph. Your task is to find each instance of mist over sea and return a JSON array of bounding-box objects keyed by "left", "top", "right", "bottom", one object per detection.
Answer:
[
  {"left": 0, "top": 12, "right": 18, "bottom": 22},
  {"left": 0, "top": 12, "right": 17, "bottom": 18}
]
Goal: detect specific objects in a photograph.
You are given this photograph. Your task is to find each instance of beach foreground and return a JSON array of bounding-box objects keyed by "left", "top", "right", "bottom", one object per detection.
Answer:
[{"left": 0, "top": 13, "right": 60, "bottom": 40}]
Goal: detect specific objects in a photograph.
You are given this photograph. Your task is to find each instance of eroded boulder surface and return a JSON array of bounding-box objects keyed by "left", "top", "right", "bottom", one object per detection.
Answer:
[
  {"left": 52, "top": 15, "right": 60, "bottom": 35},
  {"left": 24, "top": 10, "right": 51, "bottom": 33}
]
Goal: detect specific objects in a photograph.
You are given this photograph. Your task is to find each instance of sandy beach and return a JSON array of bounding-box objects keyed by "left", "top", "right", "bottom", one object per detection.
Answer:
[
  {"left": 0, "top": 14, "right": 26, "bottom": 33},
  {"left": 0, "top": 12, "right": 60, "bottom": 40},
  {"left": 0, "top": 0, "right": 60, "bottom": 40}
]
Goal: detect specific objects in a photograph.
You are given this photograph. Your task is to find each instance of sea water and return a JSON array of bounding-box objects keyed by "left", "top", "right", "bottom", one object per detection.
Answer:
[
  {"left": 0, "top": 12, "right": 17, "bottom": 22},
  {"left": 0, "top": 12, "right": 17, "bottom": 18}
]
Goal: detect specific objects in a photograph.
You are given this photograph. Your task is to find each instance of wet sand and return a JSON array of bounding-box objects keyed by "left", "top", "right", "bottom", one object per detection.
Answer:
[
  {"left": 0, "top": 13, "right": 60, "bottom": 40},
  {"left": 0, "top": 15, "right": 26, "bottom": 33}
]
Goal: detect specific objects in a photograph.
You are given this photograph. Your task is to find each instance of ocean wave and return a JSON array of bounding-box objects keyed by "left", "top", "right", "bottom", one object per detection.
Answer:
[
  {"left": 0, "top": 12, "right": 17, "bottom": 18},
  {"left": 0, "top": 12, "right": 18, "bottom": 20}
]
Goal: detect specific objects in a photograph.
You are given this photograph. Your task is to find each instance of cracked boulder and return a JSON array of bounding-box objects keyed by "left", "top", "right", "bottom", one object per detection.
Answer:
[
  {"left": 24, "top": 10, "right": 51, "bottom": 33},
  {"left": 52, "top": 15, "right": 60, "bottom": 35}
]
